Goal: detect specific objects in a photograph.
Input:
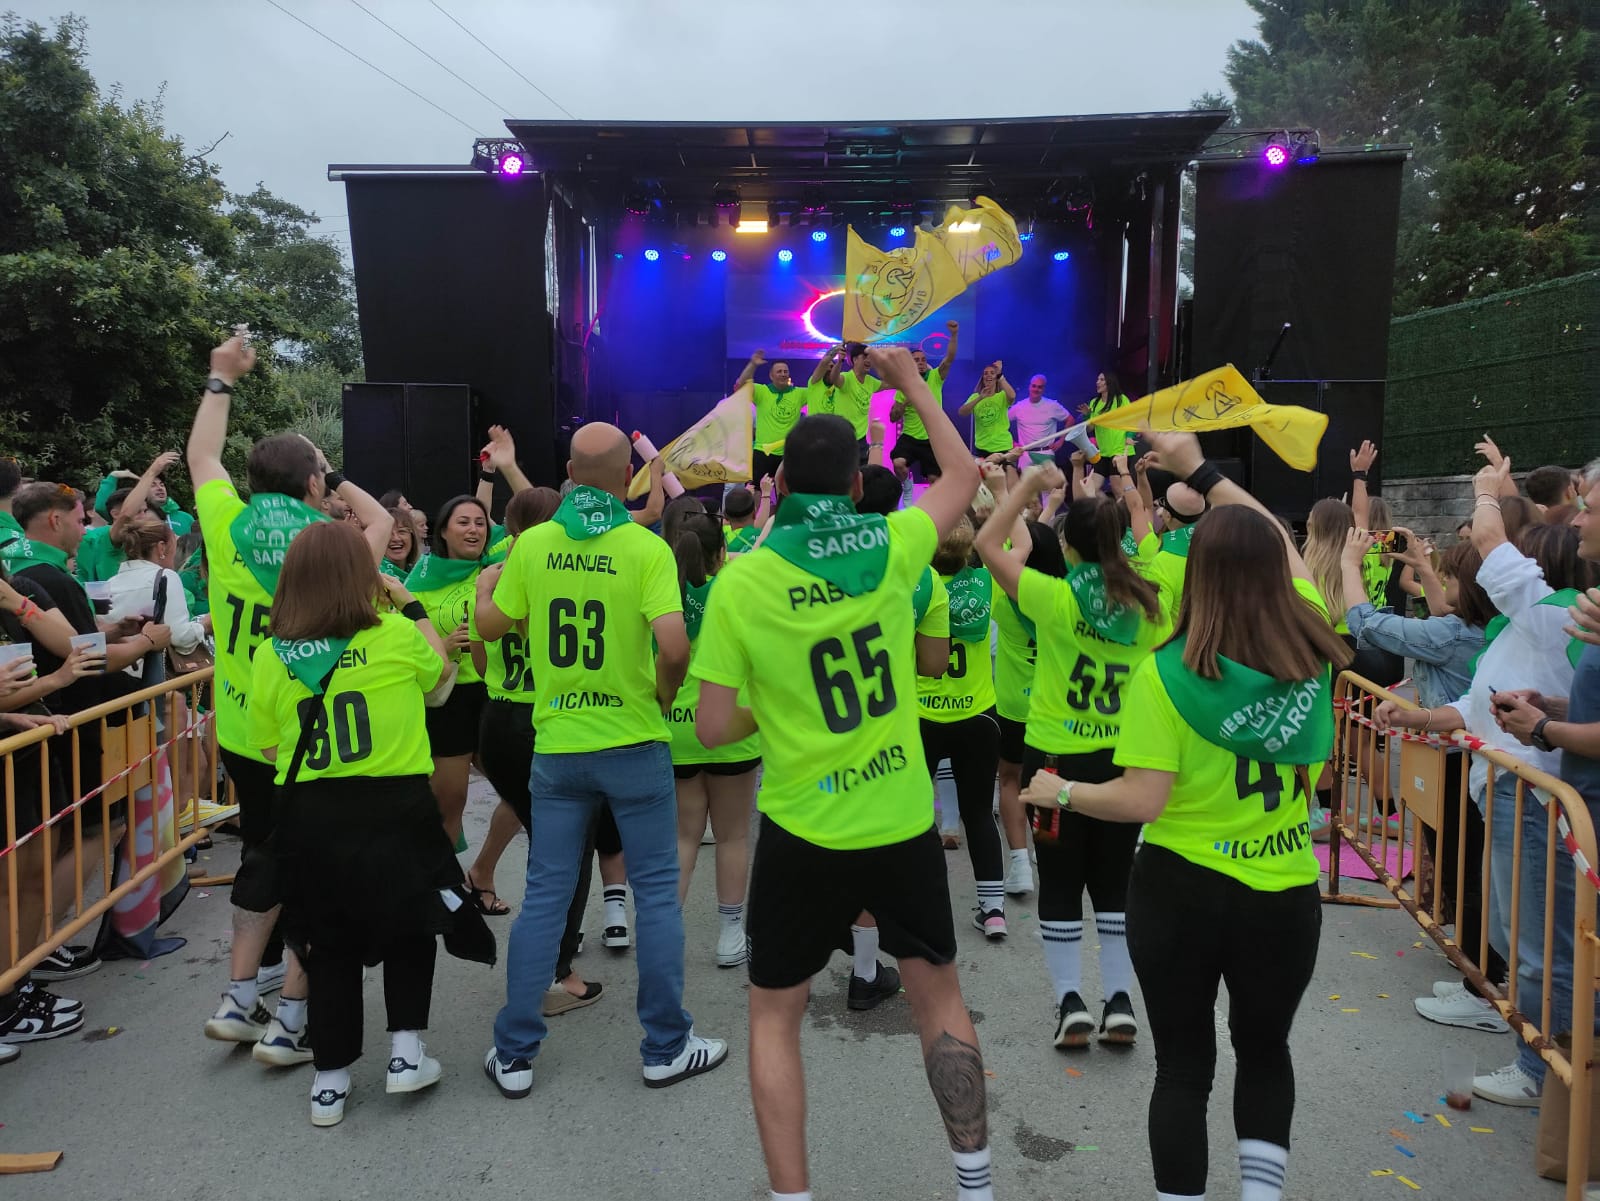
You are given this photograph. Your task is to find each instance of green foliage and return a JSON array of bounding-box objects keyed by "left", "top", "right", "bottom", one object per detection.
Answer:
[{"left": 0, "top": 15, "right": 360, "bottom": 502}]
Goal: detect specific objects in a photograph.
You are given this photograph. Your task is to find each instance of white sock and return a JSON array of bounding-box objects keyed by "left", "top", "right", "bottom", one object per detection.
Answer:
[
  {"left": 1157, "top": 1193, "right": 1204, "bottom": 1201},
  {"left": 1239, "top": 1138, "right": 1288, "bottom": 1201},
  {"left": 1009, "top": 848, "right": 1031, "bottom": 870},
  {"left": 1096, "top": 911, "right": 1134, "bottom": 999},
  {"left": 226, "top": 978, "right": 258, "bottom": 1010},
  {"left": 604, "top": 884, "right": 629, "bottom": 927},
  {"left": 953, "top": 1147, "right": 994, "bottom": 1201},
  {"left": 850, "top": 924, "right": 879, "bottom": 981},
  {"left": 772, "top": 1192, "right": 812, "bottom": 1201},
  {"left": 390, "top": 1029, "right": 422, "bottom": 1064},
  {"left": 975, "top": 879, "right": 1005, "bottom": 916},
  {"left": 275, "top": 995, "right": 307, "bottom": 1031},
  {"left": 1039, "top": 920, "right": 1083, "bottom": 1001},
  {"left": 311, "top": 1067, "right": 350, "bottom": 1097},
  {"left": 718, "top": 902, "right": 744, "bottom": 928}
]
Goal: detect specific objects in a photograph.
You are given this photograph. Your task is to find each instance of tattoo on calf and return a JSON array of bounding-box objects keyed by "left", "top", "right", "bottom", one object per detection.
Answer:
[{"left": 925, "top": 1031, "right": 987, "bottom": 1153}]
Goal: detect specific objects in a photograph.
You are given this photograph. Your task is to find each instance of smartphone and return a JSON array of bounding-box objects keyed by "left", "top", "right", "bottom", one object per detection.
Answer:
[
  {"left": 1490, "top": 686, "right": 1515, "bottom": 713},
  {"left": 1372, "top": 530, "right": 1409, "bottom": 554}
]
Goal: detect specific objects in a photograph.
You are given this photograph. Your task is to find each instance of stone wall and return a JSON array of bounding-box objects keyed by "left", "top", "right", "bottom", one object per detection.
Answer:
[{"left": 1376, "top": 474, "right": 1501, "bottom": 545}]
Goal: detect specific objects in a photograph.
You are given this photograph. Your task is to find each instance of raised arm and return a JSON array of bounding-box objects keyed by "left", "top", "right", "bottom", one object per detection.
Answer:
[
  {"left": 867, "top": 419, "right": 888, "bottom": 468},
  {"left": 1349, "top": 440, "right": 1377, "bottom": 529},
  {"left": 975, "top": 461, "right": 1054, "bottom": 600},
  {"left": 1469, "top": 455, "right": 1514, "bottom": 558},
  {"left": 482, "top": 425, "right": 533, "bottom": 495},
  {"left": 632, "top": 456, "right": 666, "bottom": 526},
  {"left": 999, "top": 368, "right": 1015, "bottom": 402},
  {"left": 754, "top": 475, "right": 775, "bottom": 527},
  {"left": 186, "top": 336, "right": 257, "bottom": 489},
  {"left": 1474, "top": 434, "right": 1519, "bottom": 499},
  {"left": 937, "top": 320, "right": 958, "bottom": 378},
  {"left": 809, "top": 346, "right": 839, "bottom": 386},
  {"left": 315, "top": 444, "right": 392, "bottom": 564},
  {"left": 1340, "top": 527, "right": 1377, "bottom": 618},
  {"left": 735, "top": 349, "right": 766, "bottom": 389},
  {"left": 1112, "top": 454, "right": 1152, "bottom": 543},
  {"left": 870, "top": 345, "right": 979, "bottom": 538},
  {"left": 115, "top": 451, "right": 180, "bottom": 535}
]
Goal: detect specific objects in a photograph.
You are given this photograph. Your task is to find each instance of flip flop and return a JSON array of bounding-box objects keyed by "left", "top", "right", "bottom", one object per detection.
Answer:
[{"left": 464, "top": 882, "right": 512, "bottom": 917}]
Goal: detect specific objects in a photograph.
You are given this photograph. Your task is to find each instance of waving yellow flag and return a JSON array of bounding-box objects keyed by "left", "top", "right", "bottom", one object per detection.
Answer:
[
  {"left": 627, "top": 386, "right": 753, "bottom": 499},
  {"left": 1087, "top": 364, "right": 1328, "bottom": 472},
  {"left": 931, "top": 196, "right": 1023, "bottom": 283}
]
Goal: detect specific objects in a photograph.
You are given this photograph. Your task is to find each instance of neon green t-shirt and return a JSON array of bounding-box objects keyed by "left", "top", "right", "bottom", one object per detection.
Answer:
[
  {"left": 918, "top": 568, "right": 996, "bottom": 721},
  {"left": 491, "top": 519, "right": 680, "bottom": 753},
  {"left": 833, "top": 371, "right": 881, "bottom": 439},
  {"left": 667, "top": 576, "right": 761, "bottom": 767},
  {"left": 246, "top": 614, "right": 442, "bottom": 784},
  {"left": 971, "top": 392, "right": 1014, "bottom": 454},
  {"left": 915, "top": 568, "right": 949, "bottom": 639},
  {"left": 992, "top": 591, "right": 1036, "bottom": 723},
  {"left": 752, "top": 383, "right": 807, "bottom": 453},
  {"left": 893, "top": 371, "right": 944, "bottom": 440},
  {"left": 693, "top": 506, "right": 938, "bottom": 850},
  {"left": 804, "top": 377, "right": 836, "bottom": 418},
  {"left": 1018, "top": 565, "right": 1171, "bottom": 755},
  {"left": 1115, "top": 578, "right": 1328, "bottom": 890},
  {"left": 472, "top": 609, "right": 536, "bottom": 704},
  {"left": 408, "top": 565, "right": 485, "bottom": 685},
  {"left": 1135, "top": 531, "right": 1190, "bottom": 626},
  {"left": 1087, "top": 394, "right": 1133, "bottom": 459}
]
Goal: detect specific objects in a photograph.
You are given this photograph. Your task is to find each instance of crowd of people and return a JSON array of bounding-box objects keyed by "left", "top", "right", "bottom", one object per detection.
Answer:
[{"left": 0, "top": 328, "right": 1597, "bottom": 1201}]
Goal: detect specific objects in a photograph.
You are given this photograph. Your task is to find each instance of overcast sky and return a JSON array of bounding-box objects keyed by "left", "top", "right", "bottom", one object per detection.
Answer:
[{"left": 13, "top": 0, "right": 1256, "bottom": 244}]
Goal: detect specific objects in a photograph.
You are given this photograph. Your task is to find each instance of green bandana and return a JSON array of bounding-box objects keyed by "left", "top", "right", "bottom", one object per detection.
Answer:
[
  {"left": 764, "top": 493, "right": 890, "bottom": 596},
  {"left": 945, "top": 567, "right": 992, "bottom": 641},
  {"left": 912, "top": 566, "right": 936, "bottom": 625},
  {"left": 229, "top": 493, "right": 328, "bottom": 595},
  {"left": 380, "top": 558, "right": 408, "bottom": 581},
  {"left": 553, "top": 485, "right": 633, "bottom": 541},
  {"left": 1472, "top": 589, "right": 1584, "bottom": 672},
  {"left": 0, "top": 511, "right": 24, "bottom": 559},
  {"left": 726, "top": 526, "right": 759, "bottom": 555},
  {"left": 1120, "top": 528, "right": 1139, "bottom": 557},
  {"left": 272, "top": 635, "right": 351, "bottom": 696},
  {"left": 683, "top": 578, "right": 713, "bottom": 640},
  {"left": 1156, "top": 638, "right": 1334, "bottom": 764},
  {"left": 1160, "top": 522, "right": 1196, "bottom": 559},
  {"left": 404, "top": 545, "right": 505, "bottom": 594},
  {"left": 3, "top": 537, "right": 71, "bottom": 577},
  {"left": 1067, "top": 563, "right": 1141, "bottom": 645}
]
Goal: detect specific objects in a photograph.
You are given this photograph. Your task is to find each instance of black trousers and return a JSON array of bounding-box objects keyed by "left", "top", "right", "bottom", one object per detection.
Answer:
[
  {"left": 1423, "top": 752, "right": 1507, "bottom": 991},
  {"left": 1127, "top": 844, "right": 1321, "bottom": 1196},
  {"left": 307, "top": 935, "right": 437, "bottom": 1072},
  {"left": 219, "top": 747, "right": 284, "bottom": 969},
  {"left": 479, "top": 698, "right": 593, "bottom": 982},
  {"left": 921, "top": 711, "right": 1003, "bottom": 883},
  {"left": 1021, "top": 746, "right": 1141, "bottom": 921}
]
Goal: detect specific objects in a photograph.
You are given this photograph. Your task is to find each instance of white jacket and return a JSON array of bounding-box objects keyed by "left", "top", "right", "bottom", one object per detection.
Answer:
[{"left": 106, "top": 559, "right": 207, "bottom": 677}]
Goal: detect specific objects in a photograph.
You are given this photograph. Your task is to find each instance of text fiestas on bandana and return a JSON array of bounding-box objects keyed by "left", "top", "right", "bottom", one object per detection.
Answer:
[{"left": 1155, "top": 638, "right": 1333, "bottom": 765}]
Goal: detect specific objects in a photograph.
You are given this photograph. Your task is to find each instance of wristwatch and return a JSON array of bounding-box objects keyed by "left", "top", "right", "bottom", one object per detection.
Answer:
[
  {"left": 205, "top": 377, "right": 232, "bottom": 394},
  {"left": 1056, "top": 779, "right": 1075, "bottom": 813},
  {"left": 1531, "top": 717, "right": 1555, "bottom": 753}
]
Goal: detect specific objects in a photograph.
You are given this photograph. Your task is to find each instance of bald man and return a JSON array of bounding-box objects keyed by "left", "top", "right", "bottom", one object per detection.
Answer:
[{"left": 475, "top": 422, "right": 728, "bottom": 1097}]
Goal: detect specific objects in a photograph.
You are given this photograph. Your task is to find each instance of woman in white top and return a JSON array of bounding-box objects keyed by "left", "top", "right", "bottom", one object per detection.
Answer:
[{"left": 107, "top": 513, "right": 209, "bottom": 679}]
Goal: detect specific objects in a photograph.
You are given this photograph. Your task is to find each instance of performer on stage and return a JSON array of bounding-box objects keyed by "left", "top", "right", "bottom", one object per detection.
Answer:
[
  {"left": 827, "top": 343, "right": 880, "bottom": 465},
  {"left": 889, "top": 321, "right": 959, "bottom": 485},
  {"left": 1009, "top": 376, "right": 1070, "bottom": 466},
  {"left": 734, "top": 350, "right": 808, "bottom": 484},
  {"left": 960, "top": 361, "right": 1016, "bottom": 458},
  {"left": 1081, "top": 370, "right": 1134, "bottom": 460}
]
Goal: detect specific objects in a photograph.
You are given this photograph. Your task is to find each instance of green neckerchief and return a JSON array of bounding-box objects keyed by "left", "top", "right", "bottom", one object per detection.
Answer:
[
  {"left": 1161, "top": 522, "right": 1196, "bottom": 559},
  {"left": 404, "top": 545, "right": 505, "bottom": 594},
  {"left": 1472, "top": 589, "right": 1584, "bottom": 672},
  {"left": 4, "top": 537, "right": 70, "bottom": 577},
  {"left": 0, "top": 510, "right": 23, "bottom": 557},
  {"left": 912, "top": 566, "right": 935, "bottom": 626},
  {"left": 229, "top": 493, "right": 328, "bottom": 595},
  {"left": 945, "top": 566, "right": 992, "bottom": 641},
  {"left": 272, "top": 636, "right": 352, "bottom": 696},
  {"left": 1156, "top": 638, "right": 1334, "bottom": 765},
  {"left": 1067, "top": 562, "right": 1141, "bottom": 645},
  {"left": 1120, "top": 528, "right": 1139, "bottom": 557},
  {"left": 380, "top": 557, "right": 408, "bottom": 581},
  {"left": 764, "top": 493, "right": 890, "bottom": 596},
  {"left": 726, "top": 525, "right": 759, "bottom": 555},
  {"left": 683, "top": 577, "right": 713, "bottom": 641},
  {"left": 553, "top": 485, "right": 633, "bottom": 541}
]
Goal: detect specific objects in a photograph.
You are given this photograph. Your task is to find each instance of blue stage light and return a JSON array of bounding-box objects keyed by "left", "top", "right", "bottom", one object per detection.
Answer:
[
  {"left": 888, "top": 226, "right": 906, "bottom": 237},
  {"left": 777, "top": 249, "right": 793, "bottom": 263},
  {"left": 1019, "top": 232, "right": 1034, "bottom": 242},
  {"left": 1052, "top": 251, "right": 1070, "bottom": 262},
  {"left": 711, "top": 249, "right": 727, "bottom": 262},
  {"left": 811, "top": 230, "right": 828, "bottom": 243},
  {"left": 613, "top": 252, "right": 624, "bottom": 259},
  {"left": 643, "top": 248, "right": 660, "bottom": 261}
]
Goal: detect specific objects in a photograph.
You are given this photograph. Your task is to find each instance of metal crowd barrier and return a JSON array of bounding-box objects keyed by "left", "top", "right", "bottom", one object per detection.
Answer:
[
  {"left": 1329, "top": 671, "right": 1597, "bottom": 1195},
  {"left": 0, "top": 668, "right": 220, "bottom": 995}
]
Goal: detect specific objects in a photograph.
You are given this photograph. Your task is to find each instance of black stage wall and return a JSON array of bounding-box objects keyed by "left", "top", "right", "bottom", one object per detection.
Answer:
[{"left": 344, "top": 176, "right": 555, "bottom": 492}]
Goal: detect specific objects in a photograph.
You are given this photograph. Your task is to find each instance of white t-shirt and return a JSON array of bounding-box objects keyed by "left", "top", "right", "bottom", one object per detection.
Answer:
[
  {"left": 107, "top": 558, "right": 207, "bottom": 677},
  {"left": 1009, "top": 397, "right": 1070, "bottom": 449}
]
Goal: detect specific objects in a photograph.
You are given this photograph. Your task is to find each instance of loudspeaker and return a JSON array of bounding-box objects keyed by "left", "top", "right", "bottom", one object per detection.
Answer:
[
  {"left": 341, "top": 383, "right": 405, "bottom": 493},
  {"left": 1245, "top": 380, "right": 1387, "bottom": 522},
  {"left": 341, "top": 382, "right": 476, "bottom": 529}
]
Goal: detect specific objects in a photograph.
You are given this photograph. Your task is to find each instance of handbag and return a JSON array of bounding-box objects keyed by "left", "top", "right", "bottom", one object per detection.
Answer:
[{"left": 158, "top": 572, "right": 215, "bottom": 676}]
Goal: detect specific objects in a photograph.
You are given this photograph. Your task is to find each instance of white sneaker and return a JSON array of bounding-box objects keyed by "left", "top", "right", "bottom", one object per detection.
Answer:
[
  {"left": 642, "top": 1031, "right": 729, "bottom": 1088},
  {"left": 1432, "top": 978, "right": 1463, "bottom": 999},
  {"left": 715, "top": 922, "right": 747, "bottom": 968},
  {"left": 251, "top": 1016, "right": 313, "bottom": 1066},
  {"left": 386, "top": 1043, "right": 442, "bottom": 1094},
  {"left": 0, "top": 1042, "right": 18, "bottom": 1064},
  {"left": 1004, "top": 857, "right": 1034, "bottom": 896},
  {"left": 1473, "top": 1061, "right": 1541, "bottom": 1107},
  {"left": 255, "top": 961, "right": 287, "bottom": 996},
  {"left": 1414, "top": 984, "right": 1510, "bottom": 1033},
  {"left": 311, "top": 1080, "right": 351, "bottom": 1127},
  {"left": 204, "top": 997, "right": 271, "bottom": 1043}
]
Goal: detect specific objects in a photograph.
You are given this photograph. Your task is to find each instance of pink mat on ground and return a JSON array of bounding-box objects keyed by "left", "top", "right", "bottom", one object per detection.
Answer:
[{"left": 1316, "top": 837, "right": 1414, "bottom": 883}]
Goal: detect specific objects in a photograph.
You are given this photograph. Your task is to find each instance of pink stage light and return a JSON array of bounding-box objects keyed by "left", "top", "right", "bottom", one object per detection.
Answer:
[
  {"left": 802, "top": 288, "right": 845, "bottom": 344},
  {"left": 498, "top": 152, "right": 526, "bottom": 176},
  {"left": 1262, "top": 144, "right": 1288, "bottom": 169}
]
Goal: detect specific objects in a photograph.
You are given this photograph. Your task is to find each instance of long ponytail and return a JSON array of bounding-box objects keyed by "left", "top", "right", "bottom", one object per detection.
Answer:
[
  {"left": 1060, "top": 496, "right": 1160, "bottom": 621},
  {"left": 672, "top": 510, "right": 724, "bottom": 590}
]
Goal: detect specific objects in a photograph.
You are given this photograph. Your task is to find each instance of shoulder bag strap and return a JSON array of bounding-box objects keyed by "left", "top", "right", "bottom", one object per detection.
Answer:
[{"left": 281, "top": 664, "right": 339, "bottom": 789}]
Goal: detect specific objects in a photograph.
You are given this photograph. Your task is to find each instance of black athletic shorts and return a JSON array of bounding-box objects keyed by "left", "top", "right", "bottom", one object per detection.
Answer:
[
  {"left": 752, "top": 449, "right": 783, "bottom": 485},
  {"left": 892, "top": 434, "right": 941, "bottom": 480},
  {"left": 425, "top": 680, "right": 487, "bottom": 759},
  {"left": 594, "top": 802, "right": 622, "bottom": 857},
  {"left": 745, "top": 815, "right": 957, "bottom": 989},
  {"left": 673, "top": 758, "right": 761, "bottom": 780},
  {"left": 220, "top": 747, "right": 279, "bottom": 851},
  {"left": 996, "top": 715, "right": 1027, "bottom": 764}
]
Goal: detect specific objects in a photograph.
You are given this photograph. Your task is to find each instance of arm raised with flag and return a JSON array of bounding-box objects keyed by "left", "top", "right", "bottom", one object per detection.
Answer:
[{"left": 868, "top": 345, "right": 979, "bottom": 538}]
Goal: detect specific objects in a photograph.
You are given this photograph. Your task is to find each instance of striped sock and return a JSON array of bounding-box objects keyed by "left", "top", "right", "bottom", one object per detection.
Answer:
[
  {"left": 603, "top": 884, "right": 628, "bottom": 928},
  {"left": 953, "top": 1147, "right": 994, "bottom": 1201},
  {"left": 1039, "top": 920, "right": 1083, "bottom": 1001},
  {"left": 975, "top": 879, "right": 1005, "bottom": 916},
  {"left": 1095, "top": 912, "right": 1133, "bottom": 999},
  {"left": 717, "top": 902, "right": 743, "bottom": 929},
  {"left": 1239, "top": 1138, "right": 1288, "bottom": 1201}
]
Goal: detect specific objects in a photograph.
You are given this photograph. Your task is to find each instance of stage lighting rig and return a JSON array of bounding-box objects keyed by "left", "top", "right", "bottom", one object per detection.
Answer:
[{"left": 472, "top": 139, "right": 531, "bottom": 178}]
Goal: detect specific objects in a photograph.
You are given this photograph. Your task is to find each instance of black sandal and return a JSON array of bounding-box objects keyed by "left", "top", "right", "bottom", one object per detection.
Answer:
[{"left": 465, "top": 880, "right": 512, "bottom": 917}]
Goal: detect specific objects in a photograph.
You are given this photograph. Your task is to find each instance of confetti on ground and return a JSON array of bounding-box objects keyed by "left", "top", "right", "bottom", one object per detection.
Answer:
[
  {"left": 1391, "top": 1129, "right": 1410, "bottom": 1140},
  {"left": 1405, "top": 1111, "right": 1424, "bottom": 1124},
  {"left": 1396, "top": 950, "right": 1405, "bottom": 956},
  {"left": 1394, "top": 1145, "right": 1416, "bottom": 1158},
  {"left": 1064, "top": 1067, "right": 1083, "bottom": 1078},
  {"left": 1434, "top": 1114, "right": 1450, "bottom": 1128},
  {"left": 1414, "top": 941, "right": 1425, "bottom": 949},
  {"left": 1341, "top": 1007, "right": 1360, "bottom": 1013},
  {"left": 1371, "top": 1168, "right": 1394, "bottom": 1177},
  {"left": 1073, "top": 1145, "right": 1097, "bottom": 1152},
  {"left": 1378, "top": 993, "right": 1390, "bottom": 998},
  {"left": 1470, "top": 1127, "right": 1493, "bottom": 1134},
  {"left": 1352, "top": 951, "right": 1379, "bottom": 959},
  {"left": 1329, "top": 994, "right": 1342, "bottom": 1000},
  {"left": 1397, "top": 1175, "right": 1421, "bottom": 1190},
  {"left": 983, "top": 1070, "right": 996, "bottom": 1078},
  {"left": 197, "top": 891, "right": 210, "bottom": 898}
]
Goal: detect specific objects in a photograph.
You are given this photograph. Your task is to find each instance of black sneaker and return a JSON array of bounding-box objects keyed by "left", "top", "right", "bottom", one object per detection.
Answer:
[
  {"left": 31, "top": 944, "right": 100, "bottom": 982},
  {"left": 0, "top": 997, "right": 83, "bottom": 1042},
  {"left": 1053, "top": 990, "right": 1095, "bottom": 1049},
  {"left": 19, "top": 982, "right": 82, "bottom": 1015},
  {"left": 847, "top": 962, "right": 901, "bottom": 1011},
  {"left": 1098, "top": 991, "right": 1138, "bottom": 1045}
]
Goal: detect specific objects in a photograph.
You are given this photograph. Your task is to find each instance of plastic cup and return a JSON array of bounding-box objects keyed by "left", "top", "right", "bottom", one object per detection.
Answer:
[
  {"left": 0, "top": 642, "right": 34, "bottom": 672},
  {"left": 70, "top": 632, "right": 107, "bottom": 657},
  {"left": 1442, "top": 1046, "right": 1475, "bottom": 1110}
]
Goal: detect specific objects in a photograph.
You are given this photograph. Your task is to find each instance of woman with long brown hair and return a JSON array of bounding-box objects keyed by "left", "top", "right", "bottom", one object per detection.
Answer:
[
  {"left": 1022, "top": 430, "right": 1351, "bottom": 1201},
  {"left": 380, "top": 507, "right": 422, "bottom": 580},
  {"left": 246, "top": 521, "right": 469, "bottom": 1127}
]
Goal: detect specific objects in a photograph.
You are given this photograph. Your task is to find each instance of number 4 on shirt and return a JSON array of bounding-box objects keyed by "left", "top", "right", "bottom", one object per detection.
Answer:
[{"left": 1234, "top": 756, "right": 1306, "bottom": 813}]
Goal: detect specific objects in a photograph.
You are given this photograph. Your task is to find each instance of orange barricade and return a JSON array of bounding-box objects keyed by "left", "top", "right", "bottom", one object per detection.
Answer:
[{"left": 1329, "top": 672, "right": 1597, "bottom": 1195}]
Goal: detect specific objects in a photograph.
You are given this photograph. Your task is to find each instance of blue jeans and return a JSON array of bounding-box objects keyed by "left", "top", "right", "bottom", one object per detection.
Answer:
[
  {"left": 493, "top": 741, "right": 692, "bottom": 1067},
  {"left": 1478, "top": 772, "right": 1591, "bottom": 1084}
]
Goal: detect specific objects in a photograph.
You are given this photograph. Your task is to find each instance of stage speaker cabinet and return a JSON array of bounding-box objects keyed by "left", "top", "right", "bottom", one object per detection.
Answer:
[
  {"left": 341, "top": 382, "right": 477, "bottom": 527},
  {"left": 1246, "top": 381, "right": 1385, "bottom": 522}
]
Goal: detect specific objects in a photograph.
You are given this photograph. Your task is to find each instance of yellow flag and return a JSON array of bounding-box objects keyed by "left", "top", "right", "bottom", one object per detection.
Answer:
[
  {"left": 1087, "top": 364, "right": 1328, "bottom": 472},
  {"left": 627, "top": 386, "right": 754, "bottom": 498},
  {"left": 929, "top": 196, "right": 1023, "bottom": 284},
  {"left": 842, "top": 227, "right": 967, "bottom": 343}
]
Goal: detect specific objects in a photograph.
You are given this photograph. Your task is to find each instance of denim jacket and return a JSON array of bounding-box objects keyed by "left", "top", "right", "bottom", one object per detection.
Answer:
[{"left": 1345, "top": 603, "right": 1484, "bottom": 710}]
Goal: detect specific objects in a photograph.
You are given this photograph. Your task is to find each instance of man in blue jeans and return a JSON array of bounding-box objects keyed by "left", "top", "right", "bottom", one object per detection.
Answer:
[{"left": 473, "top": 421, "right": 728, "bottom": 1096}]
